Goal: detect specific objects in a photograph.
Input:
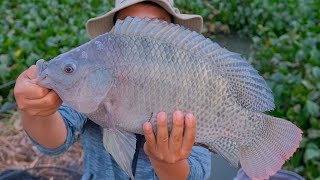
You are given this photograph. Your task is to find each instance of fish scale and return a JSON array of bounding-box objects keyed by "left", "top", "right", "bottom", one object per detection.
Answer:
[
  {"left": 35, "top": 17, "right": 302, "bottom": 180},
  {"left": 111, "top": 37, "right": 243, "bottom": 143}
]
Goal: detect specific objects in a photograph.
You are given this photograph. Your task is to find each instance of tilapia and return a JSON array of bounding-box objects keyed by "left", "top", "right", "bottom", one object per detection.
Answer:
[{"left": 35, "top": 17, "right": 302, "bottom": 179}]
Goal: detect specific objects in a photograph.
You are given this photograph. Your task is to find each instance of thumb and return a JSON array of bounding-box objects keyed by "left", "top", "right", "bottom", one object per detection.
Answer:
[{"left": 24, "top": 65, "right": 37, "bottom": 80}]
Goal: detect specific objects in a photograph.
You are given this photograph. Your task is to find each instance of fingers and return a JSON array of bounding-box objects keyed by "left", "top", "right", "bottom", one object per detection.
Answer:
[
  {"left": 169, "top": 111, "right": 184, "bottom": 154},
  {"left": 25, "top": 90, "right": 61, "bottom": 108},
  {"left": 14, "top": 65, "right": 61, "bottom": 116},
  {"left": 24, "top": 65, "right": 37, "bottom": 79},
  {"left": 156, "top": 112, "right": 169, "bottom": 156},
  {"left": 143, "top": 111, "right": 196, "bottom": 164},
  {"left": 143, "top": 122, "right": 156, "bottom": 154},
  {"left": 18, "top": 91, "right": 62, "bottom": 116},
  {"left": 15, "top": 66, "right": 49, "bottom": 100},
  {"left": 181, "top": 113, "right": 196, "bottom": 157},
  {"left": 23, "top": 84, "right": 50, "bottom": 100}
]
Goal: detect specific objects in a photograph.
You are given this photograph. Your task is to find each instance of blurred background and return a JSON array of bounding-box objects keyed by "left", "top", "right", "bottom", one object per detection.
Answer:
[{"left": 0, "top": 0, "right": 319, "bottom": 179}]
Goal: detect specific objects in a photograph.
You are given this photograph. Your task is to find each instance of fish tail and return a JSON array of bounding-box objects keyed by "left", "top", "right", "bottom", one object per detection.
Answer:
[{"left": 240, "top": 114, "right": 302, "bottom": 179}]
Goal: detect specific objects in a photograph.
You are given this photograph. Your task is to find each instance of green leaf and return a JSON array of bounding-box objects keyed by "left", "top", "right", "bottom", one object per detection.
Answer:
[
  {"left": 304, "top": 143, "right": 320, "bottom": 163},
  {"left": 307, "top": 129, "right": 320, "bottom": 139},
  {"left": 304, "top": 148, "right": 320, "bottom": 162},
  {"left": 312, "top": 66, "right": 320, "bottom": 80},
  {"left": 302, "top": 80, "right": 315, "bottom": 90},
  {"left": 299, "top": 137, "right": 308, "bottom": 148},
  {"left": 305, "top": 100, "right": 320, "bottom": 117}
]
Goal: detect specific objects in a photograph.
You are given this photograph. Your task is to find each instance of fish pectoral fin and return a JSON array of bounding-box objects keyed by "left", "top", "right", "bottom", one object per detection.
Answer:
[
  {"left": 102, "top": 103, "right": 137, "bottom": 178},
  {"left": 69, "top": 69, "right": 113, "bottom": 114},
  {"left": 103, "top": 128, "right": 136, "bottom": 179}
]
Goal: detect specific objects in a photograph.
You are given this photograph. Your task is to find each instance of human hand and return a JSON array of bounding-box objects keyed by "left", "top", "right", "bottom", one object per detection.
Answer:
[
  {"left": 14, "top": 65, "right": 62, "bottom": 117},
  {"left": 143, "top": 111, "right": 196, "bottom": 164}
]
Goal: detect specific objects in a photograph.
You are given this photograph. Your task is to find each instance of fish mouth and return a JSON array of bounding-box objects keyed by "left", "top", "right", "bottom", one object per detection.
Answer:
[
  {"left": 36, "top": 59, "right": 48, "bottom": 78},
  {"left": 34, "top": 59, "right": 52, "bottom": 89}
]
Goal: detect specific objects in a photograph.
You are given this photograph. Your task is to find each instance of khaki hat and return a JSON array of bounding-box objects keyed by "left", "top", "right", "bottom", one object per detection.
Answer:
[{"left": 86, "top": 0, "right": 203, "bottom": 39}]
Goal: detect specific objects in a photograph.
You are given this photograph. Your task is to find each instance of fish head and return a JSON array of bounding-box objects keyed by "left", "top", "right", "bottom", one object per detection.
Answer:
[
  {"left": 36, "top": 57, "right": 80, "bottom": 90},
  {"left": 35, "top": 44, "right": 114, "bottom": 113},
  {"left": 35, "top": 48, "right": 86, "bottom": 93}
]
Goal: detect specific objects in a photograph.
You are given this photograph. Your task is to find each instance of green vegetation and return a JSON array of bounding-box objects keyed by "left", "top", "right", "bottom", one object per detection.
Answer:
[
  {"left": 200, "top": 1, "right": 320, "bottom": 178},
  {"left": 0, "top": 0, "right": 319, "bottom": 178}
]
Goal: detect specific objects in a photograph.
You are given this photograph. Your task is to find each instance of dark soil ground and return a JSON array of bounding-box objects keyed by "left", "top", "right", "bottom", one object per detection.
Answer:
[{"left": 0, "top": 111, "right": 83, "bottom": 178}]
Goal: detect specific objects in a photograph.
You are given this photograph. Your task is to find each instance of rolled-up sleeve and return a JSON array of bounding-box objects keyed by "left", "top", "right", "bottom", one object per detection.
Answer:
[
  {"left": 187, "top": 146, "right": 212, "bottom": 180},
  {"left": 27, "top": 103, "right": 87, "bottom": 156}
]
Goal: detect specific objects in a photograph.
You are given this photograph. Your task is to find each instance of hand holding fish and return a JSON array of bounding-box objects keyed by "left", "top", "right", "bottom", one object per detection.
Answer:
[
  {"left": 143, "top": 111, "right": 196, "bottom": 179},
  {"left": 14, "top": 65, "right": 62, "bottom": 117},
  {"left": 14, "top": 65, "right": 66, "bottom": 149}
]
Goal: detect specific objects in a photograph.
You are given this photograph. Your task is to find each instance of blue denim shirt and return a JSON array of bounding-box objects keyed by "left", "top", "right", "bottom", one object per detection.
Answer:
[{"left": 29, "top": 104, "right": 212, "bottom": 180}]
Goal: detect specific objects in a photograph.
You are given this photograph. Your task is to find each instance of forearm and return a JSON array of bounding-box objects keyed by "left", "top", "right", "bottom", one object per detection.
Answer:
[
  {"left": 150, "top": 158, "right": 190, "bottom": 180},
  {"left": 22, "top": 111, "right": 67, "bottom": 149}
]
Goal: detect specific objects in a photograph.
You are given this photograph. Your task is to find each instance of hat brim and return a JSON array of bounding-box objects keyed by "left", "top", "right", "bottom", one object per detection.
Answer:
[{"left": 86, "top": 0, "right": 203, "bottom": 39}]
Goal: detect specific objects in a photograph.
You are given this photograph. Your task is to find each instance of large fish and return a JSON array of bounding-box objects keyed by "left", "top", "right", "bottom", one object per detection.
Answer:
[{"left": 35, "top": 17, "right": 302, "bottom": 179}]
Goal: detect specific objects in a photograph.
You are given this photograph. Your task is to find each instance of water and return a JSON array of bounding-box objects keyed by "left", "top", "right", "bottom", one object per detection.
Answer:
[{"left": 213, "top": 34, "right": 253, "bottom": 57}]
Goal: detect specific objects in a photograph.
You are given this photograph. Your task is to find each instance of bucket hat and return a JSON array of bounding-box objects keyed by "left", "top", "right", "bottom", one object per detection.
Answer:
[{"left": 86, "top": 0, "right": 203, "bottom": 39}]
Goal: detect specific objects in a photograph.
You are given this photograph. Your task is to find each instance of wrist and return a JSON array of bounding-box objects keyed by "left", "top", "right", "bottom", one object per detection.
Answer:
[
  {"left": 22, "top": 111, "right": 60, "bottom": 132},
  {"left": 22, "top": 111, "right": 67, "bottom": 149},
  {"left": 149, "top": 158, "right": 190, "bottom": 180},
  {"left": 22, "top": 110, "right": 57, "bottom": 122}
]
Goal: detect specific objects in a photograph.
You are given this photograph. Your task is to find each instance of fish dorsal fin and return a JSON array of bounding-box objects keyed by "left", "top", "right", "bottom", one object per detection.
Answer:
[{"left": 111, "top": 17, "right": 274, "bottom": 112}]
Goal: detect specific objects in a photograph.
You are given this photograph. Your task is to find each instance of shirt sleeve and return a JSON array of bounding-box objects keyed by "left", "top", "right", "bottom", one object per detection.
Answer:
[
  {"left": 27, "top": 103, "right": 87, "bottom": 156},
  {"left": 187, "top": 146, "right": 212, "bottom": 180}
]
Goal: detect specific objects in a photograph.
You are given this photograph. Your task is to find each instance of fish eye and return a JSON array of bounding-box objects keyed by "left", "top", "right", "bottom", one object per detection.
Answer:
[{"left": 64, "top": 64, "right": 76, "bottom": 74}]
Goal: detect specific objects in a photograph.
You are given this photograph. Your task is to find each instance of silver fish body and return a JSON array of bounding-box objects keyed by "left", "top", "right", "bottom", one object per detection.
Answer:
[
  {"left": 36, "top": 17, "right": 302, "bottom": 180},
  {"left": 87, "top": 34, "right": 256, "bottom": 144}
]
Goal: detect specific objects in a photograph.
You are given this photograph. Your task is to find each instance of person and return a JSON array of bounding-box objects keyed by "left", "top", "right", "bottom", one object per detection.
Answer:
[{"left": 14, "top": 0, "right": 211, "bottom": 179}]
